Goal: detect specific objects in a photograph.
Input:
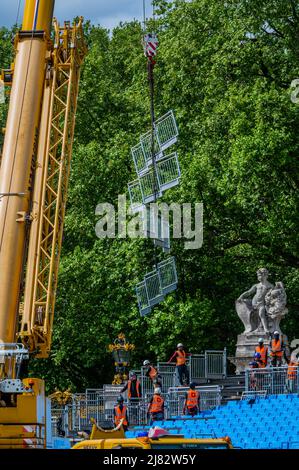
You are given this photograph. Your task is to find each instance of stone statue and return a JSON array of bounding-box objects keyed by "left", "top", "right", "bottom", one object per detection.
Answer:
[
  {"left": 236, "top": 268, "right": 273, "bottom": 335},
  {"left": 232, "top": 269, "right": 289, "bottom": 374},
  {"left": 265, "top": 281, "right": 288, "bottom": 334}
]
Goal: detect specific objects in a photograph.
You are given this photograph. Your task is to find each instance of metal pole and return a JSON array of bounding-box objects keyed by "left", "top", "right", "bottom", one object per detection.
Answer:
[{"left": 147, "top": 58, "right": 158, "bottom": 266}]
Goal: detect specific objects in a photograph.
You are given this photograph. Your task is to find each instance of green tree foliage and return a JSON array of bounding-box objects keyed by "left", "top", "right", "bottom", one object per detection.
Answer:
[{"left": 0, "top": 0, "right": 299, "bottom": 391}]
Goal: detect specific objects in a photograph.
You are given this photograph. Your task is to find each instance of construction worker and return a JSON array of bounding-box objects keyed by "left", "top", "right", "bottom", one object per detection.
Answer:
[
  {"left": 183, "top": 382, "right": 200, "bottom": 416},
  {"left": 121, "top": 372, "right": 141, "bottom": 425},
  {"left": 253, "top": 352, "right": 264, "bottom": 368},
  {"left": 270, "top": 331, "right": 284, "bottom": 367},
  {"left": 286, "top": 353, "right": 299, "bottom": 393},
  {"left": 254, "top": 338, "right": 268, "bottom": 368},
  {"left": 168, "top": 343, "right": 190, "bottom": 386},
  {"left": 114, "top": 396, "right": 129, "bottom": 431},
  {"left": 121, "top": 372, "right": 142, "bottom": 399},
  {"left": 248, "top": 360, "right": 259, "bottom": 390},
  {"left": 143, "top": 360, "right": 162, "bottom": 388},
  {"left": 148, "top": 387, "right": 164, "bottom": 423}
]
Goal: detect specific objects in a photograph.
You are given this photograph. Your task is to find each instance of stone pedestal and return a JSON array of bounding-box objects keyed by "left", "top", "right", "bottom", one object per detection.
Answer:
[{"left": 231, "top": 331, "right": 289, "bottom": 374}]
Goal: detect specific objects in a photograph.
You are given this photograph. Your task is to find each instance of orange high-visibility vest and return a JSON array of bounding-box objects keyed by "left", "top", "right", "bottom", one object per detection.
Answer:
[
  {"left": 128, "top": 379, "right": 141, "bottom": 398},
  {"left": 114, "top": 405, "right": 128, "bottom": 426},
  {"left": 186, "top": 389, "right": 200, "bottom": 409},
  {"left": 176, "top": 350, "right": 186, "bottom": 366},
  {"left": 255, "top": 346, "right": 268, "bottom": 366},
  {"left": 149, "top": 366, "right": 158, "bottom": 380},
  {"left": 149, "top": 394, "right": 164, "bottom": 413},
  {"left": 287, "top": 362, "right": 298, "bottom": 380},
  {"left": 270, "top": 339, "right": 283, "bottom": 357}
]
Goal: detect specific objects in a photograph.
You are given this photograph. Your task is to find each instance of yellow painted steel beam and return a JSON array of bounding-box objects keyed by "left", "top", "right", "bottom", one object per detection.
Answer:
[
  {"left": 22, "top": 0, "right": 54, "bottom": 34},
  {"left": 0, "top": 1, "right": 54, "bottom": 353},
  {"left": 19, "top": 19, "right": 87, "bottom": 357}
]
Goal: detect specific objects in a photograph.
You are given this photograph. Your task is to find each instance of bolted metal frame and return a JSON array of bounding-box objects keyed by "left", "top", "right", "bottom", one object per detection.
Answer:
[{"left": 19, "top": 19, "right": 87, "bottom": 357}]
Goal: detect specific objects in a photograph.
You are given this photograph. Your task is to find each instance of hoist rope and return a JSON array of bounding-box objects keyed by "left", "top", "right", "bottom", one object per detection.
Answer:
[
  {"left": 143, "top": 0, "right": 146, "bottom": 31},
  {"left": 15, "top": 0, "right": 23, "bottom": 27}
]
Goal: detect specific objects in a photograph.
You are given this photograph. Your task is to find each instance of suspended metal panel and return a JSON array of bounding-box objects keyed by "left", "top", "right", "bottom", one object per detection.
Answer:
[
  {"left": 140, "top": 130, "right": 162, "bottom": 165},
  {"left": 155, "top": 110, "right": 178, "bottom": 152},
  {"left": 128, "top": 180, "right": 144, "bottom": 213},
  {"left": 135, "top": 257, "right": 177, "bottom": 315},
  {"left": 133, "top": 110, "right": 179, "bottom": 177},
  {"left": 131, "top": 143, "right": 147, "bottom": 176},
  {"left": 144, "top": 270, "right": 164, "bottom": 306},
  {"left": 157, "top": 257, "right": 178, "bottom": 295},
  {"left": 136, "top": 281, "right": 151, "bottom": 316},
  {"left": 157, "top": 152, "right": 181, "bottom": 192},
  {"left": 139, "top": 171, "right": 161, "bottom": 204},
  {"left": 129, "top": 154, "right": 180, "bottom": 212}
]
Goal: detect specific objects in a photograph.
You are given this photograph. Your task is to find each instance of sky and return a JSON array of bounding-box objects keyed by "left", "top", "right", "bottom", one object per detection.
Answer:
[{"left": 0, "top": 0, "right": 154, "bottom": 30}]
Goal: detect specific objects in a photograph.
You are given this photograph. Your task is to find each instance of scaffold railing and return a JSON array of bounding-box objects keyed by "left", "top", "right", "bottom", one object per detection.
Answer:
[
  {"left": 190, "top": 350, "right": 227, "bottom": 380},
  {"left": 155, "top": 110, "right": 178, "bottom": 152},
  {"left": 132, "top": 110, "right": 179, "bottom": 177},
  {"left": 51, "top": 384, "right": 222, "bottom": 433},
  {"left": 241, "top": 390, "right": 267, "bottom": 400},
  {"left": 128, "top": 154, "right": 180, "bottom": 213},
  {"left": 135, "top": 257, "right": 178, "bottom": 316},
  {"left": 156, "top": 152, "right": 181, "bottom": 192},
  {"left": 167, "top": 385, "right": 221, "bottom": 417},
  {"left": 245, "top": 365, "right": 299, "bottom": 395},
  {"left": 157, "top": 257, "right": 178, "bottom": 295}
]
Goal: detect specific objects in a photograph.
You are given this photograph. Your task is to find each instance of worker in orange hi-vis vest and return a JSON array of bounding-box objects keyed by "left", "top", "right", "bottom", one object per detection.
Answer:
[
  {"left": 183, "top": 383, "right": 200, "bottom": 416},
  {"left": 121, "top": 371, "right": 141, "bottom": 426},
  {"left": 113, "top": 396, "right": 129, "bottom": 431},
  {"left": 143, "top": 360, "right": 162, "bottom": 388},
  {"left": 168, "top": 343, "right": 190, "bottom": 386},
  {"left": 286, "top": 352, "right": 299, "bottom": 393},
  {"left": 148, "top": 388, "right": 165, "bottom": 423},
  {"left": 121, "top": 372, "right": 142, "bottom": 400},
  {"left": 270, "top": 331, "right": 284, "bottom": 367},
  {"left": 254, "top": 338, "right": 268, "bottom": 368}
]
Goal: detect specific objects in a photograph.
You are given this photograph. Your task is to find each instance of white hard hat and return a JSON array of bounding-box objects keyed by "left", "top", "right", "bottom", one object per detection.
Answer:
[
  {"left": 154, "top": 387, "right": 161, "bottom": 394},
  {"left": 177, "top": 343, "right": 184, "bottom": 348},
  {"left": 274, "top": 331, "right": 280, "bottom": 335},
  {"left": 258, "top": 338, "right": 264, "bottom": 343},
  {"left": 143, "top": 360, "right": 150, "bottom": 366}
]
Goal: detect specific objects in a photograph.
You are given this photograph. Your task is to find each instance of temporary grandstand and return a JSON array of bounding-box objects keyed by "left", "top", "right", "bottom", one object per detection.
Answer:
[
  {"left": 126, "top": 394, "right": 299, "bottom": 449},
  {"left": 50, "top": 352, "right": 299, "bottom": 449}
]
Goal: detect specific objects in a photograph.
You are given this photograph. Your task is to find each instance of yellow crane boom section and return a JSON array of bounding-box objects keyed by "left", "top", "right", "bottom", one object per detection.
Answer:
[{"left": 0, "top": 0, "right": 86, "bottom": 368}]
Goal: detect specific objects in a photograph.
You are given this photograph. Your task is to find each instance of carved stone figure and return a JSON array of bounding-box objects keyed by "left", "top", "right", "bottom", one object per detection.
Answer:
[
  {"left": 265, "top": 282, "right": 288, "bottom": 334},
  {"left": 232, "top": 270, "right": 289, "bottom": 374},
  {"left": 236, "top": 268, "right": 273, "bottom": 335}
]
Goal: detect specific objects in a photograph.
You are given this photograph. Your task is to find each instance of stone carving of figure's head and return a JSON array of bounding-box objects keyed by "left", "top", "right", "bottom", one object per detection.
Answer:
[{"left": 257, "top": 268, "right": 269, "bottom": 282}]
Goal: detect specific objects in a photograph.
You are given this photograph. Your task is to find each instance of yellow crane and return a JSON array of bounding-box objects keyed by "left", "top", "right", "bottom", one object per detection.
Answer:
[{"left": 0, "top": 0, "right": 86, "bottom": 448}]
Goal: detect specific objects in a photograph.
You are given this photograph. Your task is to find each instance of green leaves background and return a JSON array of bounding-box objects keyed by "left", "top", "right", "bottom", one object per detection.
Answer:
[{"left": 0, "top": 0, "right": 298, "bottom": 391}]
